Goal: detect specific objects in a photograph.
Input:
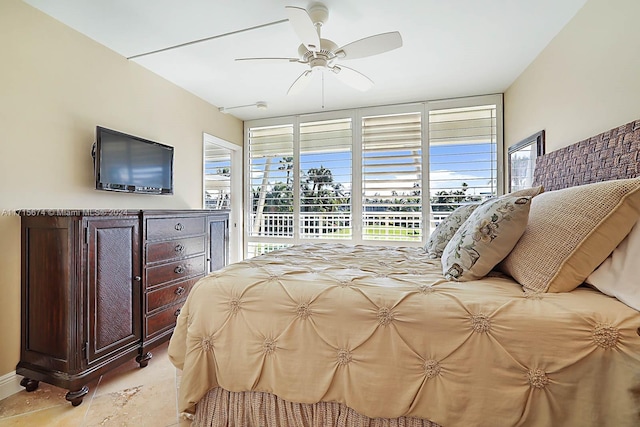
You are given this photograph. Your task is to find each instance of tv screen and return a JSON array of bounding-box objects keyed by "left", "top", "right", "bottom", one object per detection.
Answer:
[{"left": 94, "top": 126, "right": 174, "bottom": 195}]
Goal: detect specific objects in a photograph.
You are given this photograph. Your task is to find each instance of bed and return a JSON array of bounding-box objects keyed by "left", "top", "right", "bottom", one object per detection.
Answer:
[{"left": 169, "top": 119, "right": 640, "bottom": 427}]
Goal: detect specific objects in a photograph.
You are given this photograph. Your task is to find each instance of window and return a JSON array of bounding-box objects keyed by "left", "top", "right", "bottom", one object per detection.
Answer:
[
  {"left": 245, "top": 95, "right": 503, "bottom": 257},
  {"left": 299, "top": 118, "right": 352, "bottom": 239},
  {"left": 428, "top": 105, "right": 498, "bottom": 231},
  {"left": 204, "top": 145, "right": 231, "bottom": 210},
  {"left": 248, "top": 124, "right": 294, "bottom": 239},
  {"left": 362, "top": 112, "right": 422, "bottom": 241}
]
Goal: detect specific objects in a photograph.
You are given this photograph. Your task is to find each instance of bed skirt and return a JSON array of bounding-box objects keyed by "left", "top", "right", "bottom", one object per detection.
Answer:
[{"left": 194, "top": 387, "right": 441, "bottom": 427}]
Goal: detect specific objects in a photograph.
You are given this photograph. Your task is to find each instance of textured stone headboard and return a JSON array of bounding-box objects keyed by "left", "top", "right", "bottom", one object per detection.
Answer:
[{"left": 533, "top": 119, "right": 640, "bottom": 191}]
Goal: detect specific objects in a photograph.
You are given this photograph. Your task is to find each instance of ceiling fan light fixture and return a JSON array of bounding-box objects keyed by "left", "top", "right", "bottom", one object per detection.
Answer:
[{"left": 309, "top": 57, "right": 328, "bottom": 70}]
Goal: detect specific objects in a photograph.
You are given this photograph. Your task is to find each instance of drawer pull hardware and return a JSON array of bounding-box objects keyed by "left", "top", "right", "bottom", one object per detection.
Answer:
[
  {"left": 134, "top": 276, "right": 141, "bottom": 282},
  {"left": 174, "top": 265, "right": 186, "bottom": 274},
  {"left": 174, "top": 308, "right": 181, "bottom": 317},
  {"left": 175, "top": 286, "right": 186, "bottom": 296},
  {"left": 174, "top": 223, "right": 184, "bottom": 231},
  {"left": 175, "top": 244, "right": 185, "bottom": 253}
]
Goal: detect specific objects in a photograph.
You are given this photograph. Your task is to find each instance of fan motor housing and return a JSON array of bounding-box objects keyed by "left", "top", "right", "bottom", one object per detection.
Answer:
[{"left": 299, "top": 38, "right": 338, "bottom": 63}]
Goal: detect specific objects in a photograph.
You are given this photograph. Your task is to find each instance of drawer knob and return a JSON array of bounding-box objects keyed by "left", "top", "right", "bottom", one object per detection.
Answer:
[
  {"left": 174, "top": 244, "right": 185, "bottom": 253},
  {"left": 174, "top": 308, "right": 181, "bottom": 317},
  {"left": 133, "top": 276, "right": 141, "bottom": 282},
  {"left": 174, "top": 265, "right": 185, "bottom": 274},
  {"left": 175, "top": 286, "right": 186, "bottom": 296},
  {"left": 174, "top": 223, "right": 184, "bottom": 231}
]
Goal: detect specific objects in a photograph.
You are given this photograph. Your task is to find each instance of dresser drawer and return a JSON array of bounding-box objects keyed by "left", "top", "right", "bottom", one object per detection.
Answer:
[
  {"left": 146, "top": 254, "right": 206, "bottom": 288},
  {"left": 146, "top": 216, "right": 205, "bottom": 240},
  {"left": 146, "top": 302, "right": 182, "bottom": 337},
  {"left": 146, "top": 235, "right": 205, "bottom": 264},
  {"left": 146, "top": 276, "right": 200, "bottom": 313}
]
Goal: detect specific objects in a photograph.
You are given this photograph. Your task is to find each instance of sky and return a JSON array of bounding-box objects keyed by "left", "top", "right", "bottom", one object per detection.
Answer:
[{"left": 246, "top": 142, "right": 497, "bottom": 199}]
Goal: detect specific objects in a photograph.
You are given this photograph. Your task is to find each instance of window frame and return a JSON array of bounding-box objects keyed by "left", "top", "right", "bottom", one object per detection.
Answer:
[{"left": 244, "top": 94, "right": 503, "bottom": 257}]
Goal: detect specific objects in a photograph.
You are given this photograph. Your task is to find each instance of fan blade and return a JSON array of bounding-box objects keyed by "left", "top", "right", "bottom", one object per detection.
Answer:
[
  {"left": 285, "top": 6, "right": 320, "bottom": 52},
  {"left": 331, "top": 65, "right": 373, "bottom": 91},
  {"left": 287, "top": 70, "right": 313, "bottom": 95},
  {"left": 236, "top": 57, "right": 301, "bottom": 63},
  {"left": 336, "top": 31, "right": 402, "bottom": 60}
]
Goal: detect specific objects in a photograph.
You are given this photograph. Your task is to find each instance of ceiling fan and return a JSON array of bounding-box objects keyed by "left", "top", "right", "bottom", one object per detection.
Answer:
[{"left": 236, "top": 3, "right": 403, "bottom": 95}]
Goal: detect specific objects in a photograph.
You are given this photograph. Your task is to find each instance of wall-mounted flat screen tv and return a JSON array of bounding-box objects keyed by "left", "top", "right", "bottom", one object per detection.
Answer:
[{"left": 94, "top": 126, "right": 174, "bottom": 195}]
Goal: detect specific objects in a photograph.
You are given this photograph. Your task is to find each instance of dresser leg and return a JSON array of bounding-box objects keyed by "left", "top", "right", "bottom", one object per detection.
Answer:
[
  {"left": 136, "top": 351, "right": 152, "bottom": 368},
  {"left": 65, "top": 386, "right": 89, "bottom": 406},
  {"left": 20, "top": 377, "right": 39, "bottom": 392}
]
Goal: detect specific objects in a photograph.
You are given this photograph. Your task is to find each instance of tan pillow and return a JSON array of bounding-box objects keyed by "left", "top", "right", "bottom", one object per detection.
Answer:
[
  {"left": 442, "top": 196, "right": 532, "bottom": 281},
  {"left": 499, "top": 177, "right": 640, "bottom": 293},
  {"left": 506, "top": 185, "right": 544, "bottom": 198},
  {"left": 424, "top": 204, "right": 479, "bottom": 258}
]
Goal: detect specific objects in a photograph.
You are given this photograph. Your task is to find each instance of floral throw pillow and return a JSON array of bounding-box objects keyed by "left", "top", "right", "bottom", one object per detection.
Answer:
[
  {"left": 442, "top": 196, "right": 532, "bottom": 281},
  {"left": 424, "top": 204, "right": 479, "bottom": 259}
]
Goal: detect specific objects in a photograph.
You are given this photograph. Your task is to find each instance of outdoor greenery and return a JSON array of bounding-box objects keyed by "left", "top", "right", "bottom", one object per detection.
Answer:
[
  {"left": 253, "top": 158, "right": 479, "bottom": 214},
  {"left": 364, "top": 183, "right": 421, "bottom": 212},
  {"left": 252, "top": 158, "right": 349, "bottom": 214},
  {"left": 430, "top": 183, "right": 483, "bottom": 212},
  {"left": 301, "top": 165, "right": 349, "bottom": 213}
]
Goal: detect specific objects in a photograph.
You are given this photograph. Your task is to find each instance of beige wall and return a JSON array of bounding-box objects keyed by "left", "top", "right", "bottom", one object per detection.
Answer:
[
  {"left": 0, "top": 0, "right": 242, "bottom": 377},
  {"left": 505, "top": 0, "right": 640, "bottom": 152}
]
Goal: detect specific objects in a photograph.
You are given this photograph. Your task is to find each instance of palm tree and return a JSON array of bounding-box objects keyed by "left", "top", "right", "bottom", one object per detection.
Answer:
[
  {"left": 307, "top": 165, "right": 333, "bottom": 195},
  {"left": 278, "top": 156, "right": 294, "bottom": 188}
]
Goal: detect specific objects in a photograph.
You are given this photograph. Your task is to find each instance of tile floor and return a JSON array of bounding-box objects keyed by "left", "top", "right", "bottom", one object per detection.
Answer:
[{"left": 0, "top": 342, "right": 191, "bottom": 427}]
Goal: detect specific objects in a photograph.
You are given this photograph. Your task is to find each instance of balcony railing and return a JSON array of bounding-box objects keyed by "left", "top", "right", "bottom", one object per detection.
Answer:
[
  {"left": 247, "top": 210, "right": 464, "bottom": 258},
  {"left": 251, "top": 212, "right": 294, "bottom": 237},
  {"left": 249, "top": 211, "right": 453, "bottom": 240},
  {"left": 362, "top": 212, "right": 421, "bottom": 241},
  {"left": 300, "top": 212, "right": 352, "bottom": 238}
]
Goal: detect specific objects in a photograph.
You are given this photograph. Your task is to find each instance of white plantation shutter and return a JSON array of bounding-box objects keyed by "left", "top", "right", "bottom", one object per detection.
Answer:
[
  {"left": 245, "top": 96, "right": 502, "bottom": 257},
  {"left": 362, "top": 112, "right": 423, "bottom": 242},
  {"left": 428, "top": 104, "right": 497, "bottom": 231},
  {"left": 299, "top": 118, "right": 352, "bottom": 239},
  {"left": 248, "top": 124, "right": 294, "bottom": 238},
  {"left": 204, "top": 145, "right": 231, "bottom": 210}
]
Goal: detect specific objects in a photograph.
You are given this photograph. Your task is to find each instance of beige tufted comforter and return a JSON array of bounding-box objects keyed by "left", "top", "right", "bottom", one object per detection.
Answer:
[{"left": 168, "top": 243, "right": 640, "bottom": 426}]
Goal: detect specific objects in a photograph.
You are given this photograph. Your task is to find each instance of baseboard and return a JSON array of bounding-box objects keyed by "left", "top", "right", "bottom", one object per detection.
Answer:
[{"left": 0, "top": 371, "right": 23, "bottom": 401}]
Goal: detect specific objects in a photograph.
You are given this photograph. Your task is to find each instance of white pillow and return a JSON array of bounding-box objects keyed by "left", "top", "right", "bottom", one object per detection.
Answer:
[{"left": 586, "top": 218, "right": 640, "bottom": 311}]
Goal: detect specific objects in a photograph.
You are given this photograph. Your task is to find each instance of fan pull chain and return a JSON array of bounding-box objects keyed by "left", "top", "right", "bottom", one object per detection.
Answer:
[{"left": 322, "top": 72, "right": 325, "bottom": 109}]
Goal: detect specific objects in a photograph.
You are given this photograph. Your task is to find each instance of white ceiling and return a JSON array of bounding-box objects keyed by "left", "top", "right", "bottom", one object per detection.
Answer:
[{"left": 23, "top": 0, "right": 587, "bottom": 121}]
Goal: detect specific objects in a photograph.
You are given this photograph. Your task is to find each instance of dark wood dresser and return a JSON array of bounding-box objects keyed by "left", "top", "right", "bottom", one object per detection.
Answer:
[{"left": 16, "top": 209, "right": 229, "bottom": 406}]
